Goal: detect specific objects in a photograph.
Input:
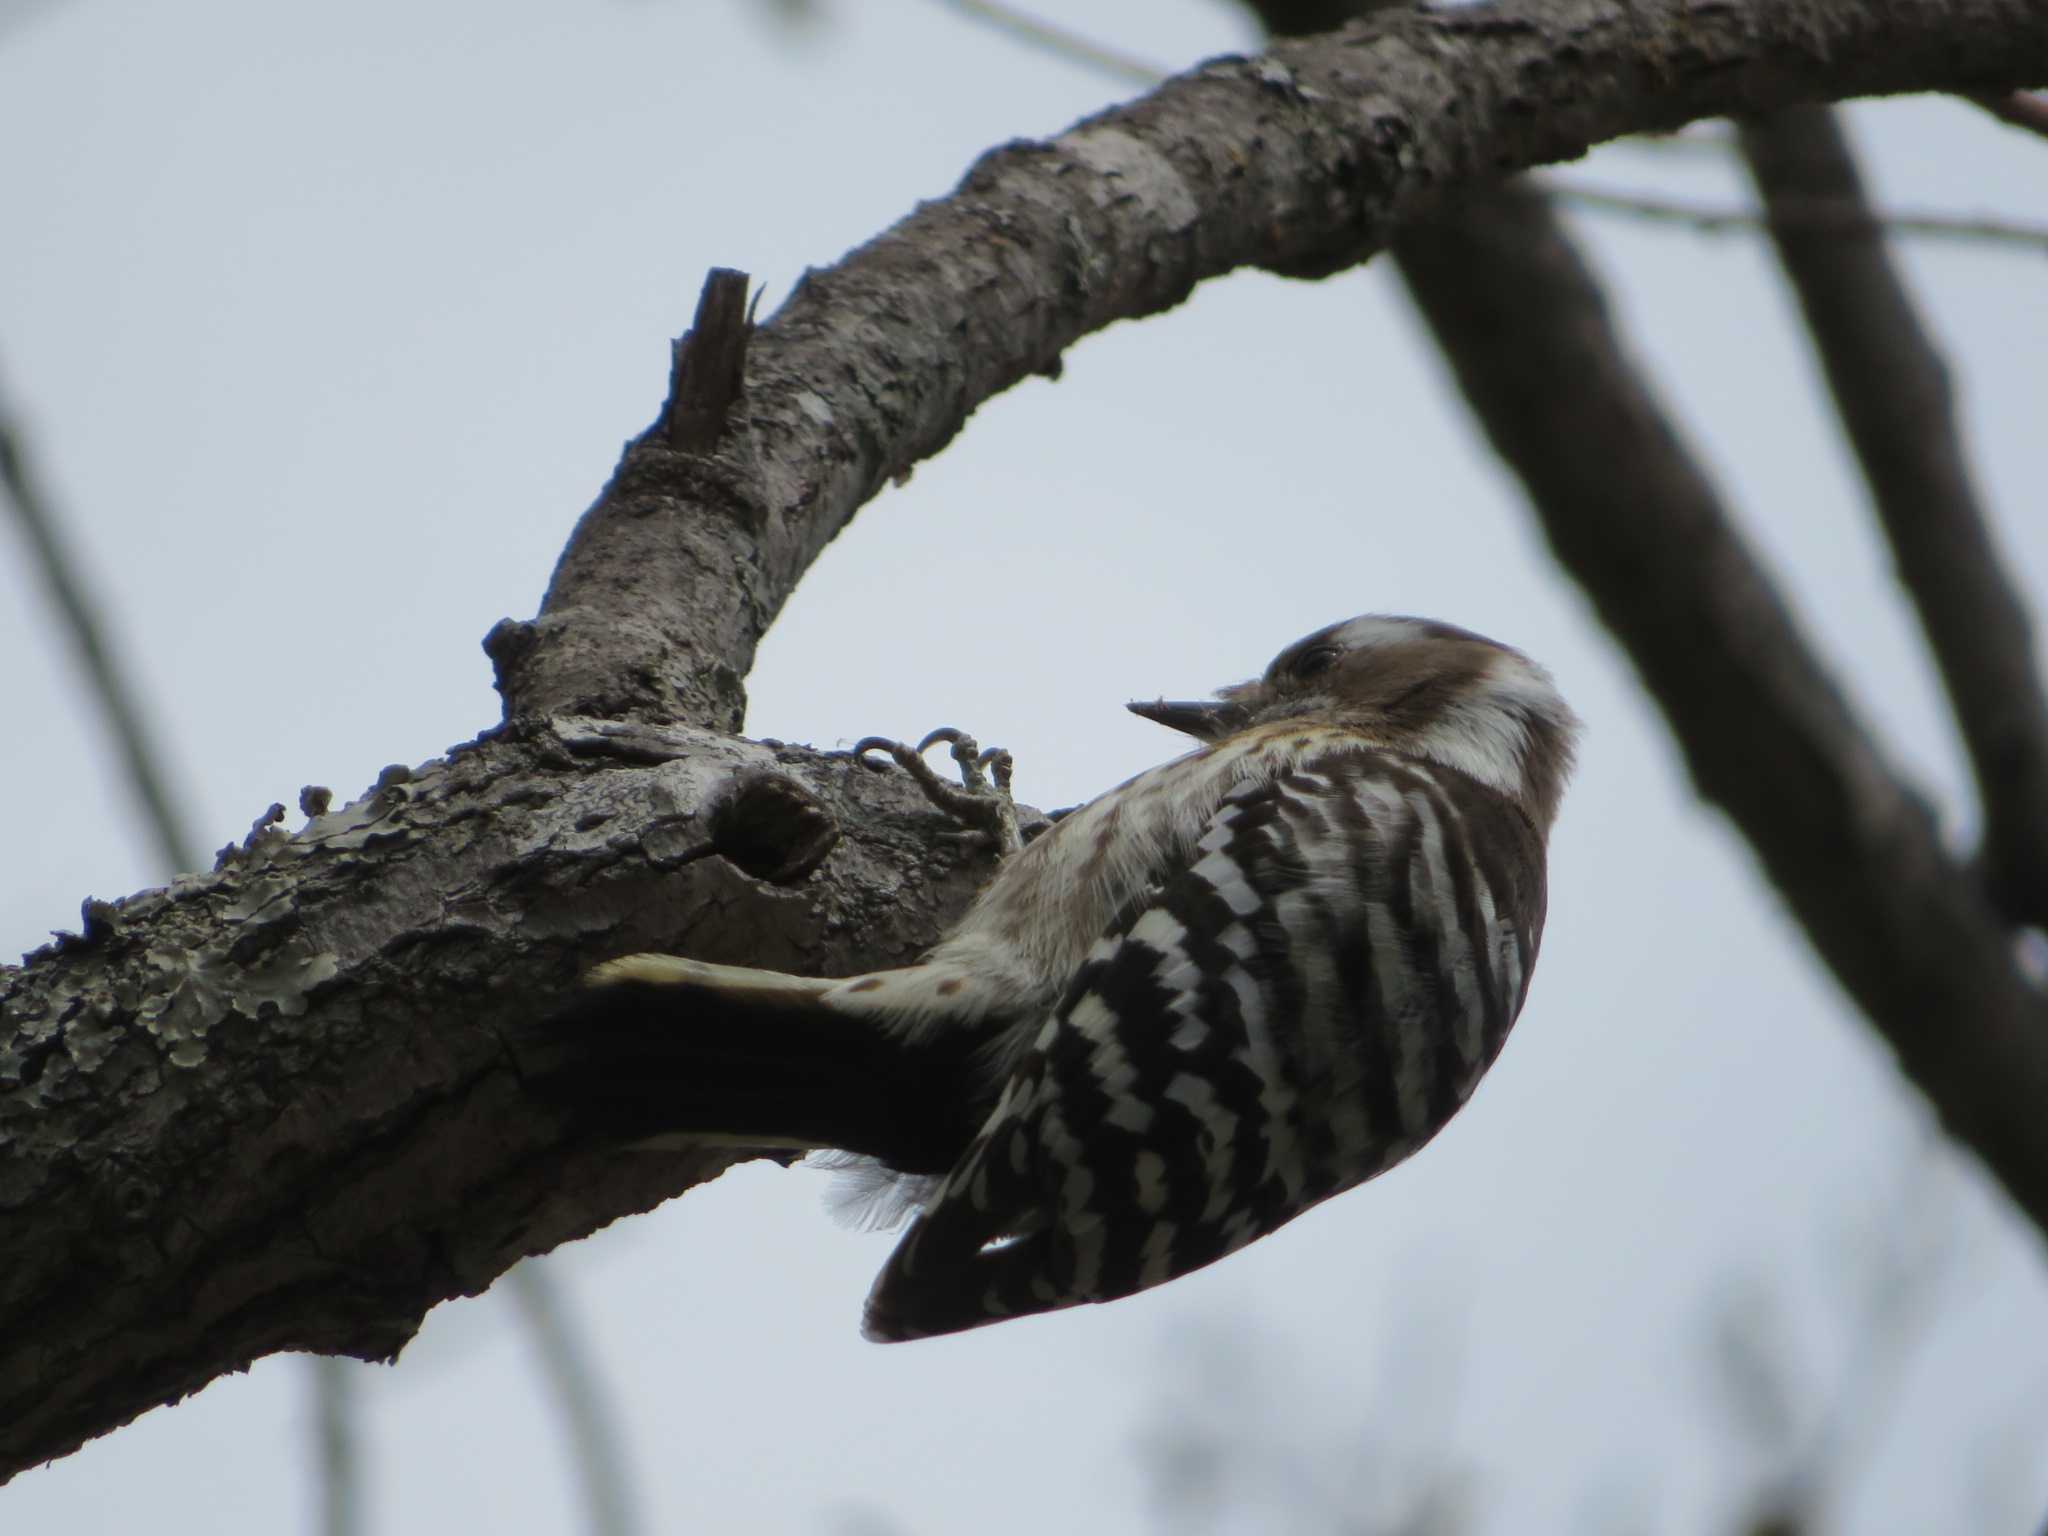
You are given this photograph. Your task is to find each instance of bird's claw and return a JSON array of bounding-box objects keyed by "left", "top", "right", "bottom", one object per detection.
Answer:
[
  {"left": 855, "top": 727, "right": 1022, "bottom": 856},
  {"left": 915, "top": 728, "right": 1014, "bottom": 798},
  {"left": 914, "top": 726, "right": 968, "bottom": 754}
]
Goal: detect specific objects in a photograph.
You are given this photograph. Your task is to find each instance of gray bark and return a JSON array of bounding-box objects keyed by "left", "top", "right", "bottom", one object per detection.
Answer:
[{"left": 2, "top": 724, "right": 994, "bottom": 1479}]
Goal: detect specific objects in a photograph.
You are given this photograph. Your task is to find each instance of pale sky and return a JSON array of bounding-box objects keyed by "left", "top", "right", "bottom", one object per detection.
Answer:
[{"left": 5, "top": 2, "right": 2047, "bottom": 1532}]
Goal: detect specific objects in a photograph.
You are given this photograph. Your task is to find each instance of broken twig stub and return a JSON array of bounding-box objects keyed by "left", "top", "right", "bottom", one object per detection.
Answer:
[{"left": 664, "top": 267, "right": 754, "bottom": 451}]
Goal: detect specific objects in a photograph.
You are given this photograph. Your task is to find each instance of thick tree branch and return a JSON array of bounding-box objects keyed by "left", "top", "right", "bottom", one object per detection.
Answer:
[
  {"left": 0, "top": 729, "right": 996, "bottom": 1480},
  {"left": 5, "top": 0, "right": 2047, "bottom": 1485},
  {"left": 494, "top": 0, "right": 2048, "bottom": 731},
  {"left": 1738, "top": 107, "right": 2048, "bottom": 926},
  {"left": 1390, "top": 183, "right": 2048, "bottom": 1251},
  {"left": 1, "top": 370, "right": 379, "bottom": 1535}
]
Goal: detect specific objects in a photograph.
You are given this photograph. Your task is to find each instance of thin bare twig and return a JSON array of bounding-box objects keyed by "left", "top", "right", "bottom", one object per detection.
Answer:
[
  {"left": 508, "top": 1262, "right": 640, "bottom": 1536},
  {"left": 928, "top": 0, "right": 1166, "bottom": 87},
  {"left": 314, "top": 1359, "right": 361, "bottom": 1536},
  {"left": 1708, "top": 1149, "right": 1953, "bottom": 1530},
  {"left": 0, "top": 381, "right": 199, "bottom": 877},
  {"left": 1740, "top": 106, "right": 2048, "bottom": 925},
  {"left": 0, "top": 0, "right": 67, "bottom": 46},
  {"left": 1548, "top": 179, "right": 2048, "bottom": 253}
]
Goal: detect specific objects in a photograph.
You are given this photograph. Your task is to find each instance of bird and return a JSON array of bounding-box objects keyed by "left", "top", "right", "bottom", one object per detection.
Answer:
[{"left": 550, "top": 615, "right": 1579, "bottom": 1341}]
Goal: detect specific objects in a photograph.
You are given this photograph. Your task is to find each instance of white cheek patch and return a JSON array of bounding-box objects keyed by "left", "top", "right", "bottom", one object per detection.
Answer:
[
  {"left": 1415, "top": 698, "right": 1530, "bottom": 800},
  {"left": 1487, "top": 654, "right": 1580, "bottom": 745},
  {"left": 1410, "top": 652, "right": 1574, "bottom": 801}
]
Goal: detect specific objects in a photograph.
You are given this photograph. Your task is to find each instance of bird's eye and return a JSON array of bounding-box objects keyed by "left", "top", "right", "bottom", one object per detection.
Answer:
[{"left": 1292, "top": 646, "right": 1339, "bottom": 680}]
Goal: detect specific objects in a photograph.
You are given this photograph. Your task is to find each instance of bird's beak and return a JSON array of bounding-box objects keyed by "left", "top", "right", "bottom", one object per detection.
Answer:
[{"left": 1126, "top": 698, "right": 1251, "bottom": 742}]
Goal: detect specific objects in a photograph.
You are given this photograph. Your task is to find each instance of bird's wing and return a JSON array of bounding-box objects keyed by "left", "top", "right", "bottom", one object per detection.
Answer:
[{"left": 864, "top": 748, "right": 1546, "bottom": 1340}]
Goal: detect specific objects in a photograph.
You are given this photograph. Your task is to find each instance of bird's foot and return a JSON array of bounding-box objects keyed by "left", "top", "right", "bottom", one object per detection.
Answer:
[{"left": 855, "top": 727, "right": 1022, "bottom": 856}]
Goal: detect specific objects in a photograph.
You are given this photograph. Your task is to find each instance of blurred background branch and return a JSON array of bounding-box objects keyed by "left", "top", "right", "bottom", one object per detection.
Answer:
[
  {"left": 1, "top": 370, "right": 376, "bottom": 1535},
  {"left": 0, "top": 377, "right": 199, "bottom": 877},
  {"left": 928, "top": 0, "right": 1165, "bottom": 84},
  {"left": 1738, "top": 105, "right": 2048, "bottom": 926},
  {"left": 508, "top": 1261, "right": 641, "bottom": 1536},
  {"left": 1, "top": 365, "right": 635, "bottom": 1535}
]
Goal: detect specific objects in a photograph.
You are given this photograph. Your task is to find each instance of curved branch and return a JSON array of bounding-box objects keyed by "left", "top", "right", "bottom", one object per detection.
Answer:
[{"left": 494, "top": 0, "right": 2048, "bottom": 729}]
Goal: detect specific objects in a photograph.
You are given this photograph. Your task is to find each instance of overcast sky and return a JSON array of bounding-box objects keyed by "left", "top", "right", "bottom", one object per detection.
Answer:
[{"left": 5, "top": 2, "right": 2048, "bottom": 1532}]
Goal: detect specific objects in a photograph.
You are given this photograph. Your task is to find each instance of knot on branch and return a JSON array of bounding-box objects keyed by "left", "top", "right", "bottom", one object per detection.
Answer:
[
  {"left": 482, "top": 616, "right": 540, "bottom": 706},
  {"left": 704, "top": 768, "right": 840, "bottom": 885}
]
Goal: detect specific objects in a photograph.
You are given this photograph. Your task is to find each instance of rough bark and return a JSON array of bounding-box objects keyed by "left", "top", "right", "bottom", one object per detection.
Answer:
[
  {"left": 1, "top": 725, "right": 996, "bottom": 1479},
  {"left": 3, "top": 0, "right": 2046, "bottom": 1485}
]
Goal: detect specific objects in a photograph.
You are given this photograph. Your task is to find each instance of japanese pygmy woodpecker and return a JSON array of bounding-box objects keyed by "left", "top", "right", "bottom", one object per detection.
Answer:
[{"left": 553, "top": 615, "right": 1578, "bottom": 1340}]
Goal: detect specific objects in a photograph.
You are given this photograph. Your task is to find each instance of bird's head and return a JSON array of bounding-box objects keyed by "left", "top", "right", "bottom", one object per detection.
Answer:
[{"left": 1129, "top": 615, "right": 1580, "bottom": 828}]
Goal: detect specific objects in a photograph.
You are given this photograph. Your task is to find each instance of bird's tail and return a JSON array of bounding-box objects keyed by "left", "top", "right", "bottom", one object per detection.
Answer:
[
  {"left": 858, "top": 1112, "right": 1090, "bottom": 1342},
  {"left": 530, "top": 954, "right": 988, "bottom": 1176}
]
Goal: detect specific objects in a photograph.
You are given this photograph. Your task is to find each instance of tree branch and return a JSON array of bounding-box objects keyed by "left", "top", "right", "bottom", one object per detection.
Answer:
[
  {"left": 492, "top": 0, "right": 2048, "bottom": 731},
  {"left": 0, "top": 726, "right": 996, "bottom": 1480},
  {"left": 1738, "top": 106, "right": 2048, "bottom": 926},
  {"left": 5, "top": 0, "right": 2047, "bottom": 1484}
]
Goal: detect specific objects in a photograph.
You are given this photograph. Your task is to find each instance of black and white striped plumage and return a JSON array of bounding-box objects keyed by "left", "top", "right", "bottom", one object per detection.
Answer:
[{"left": 561, "top": 616, "right": 1578, "bottom": 1341}]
